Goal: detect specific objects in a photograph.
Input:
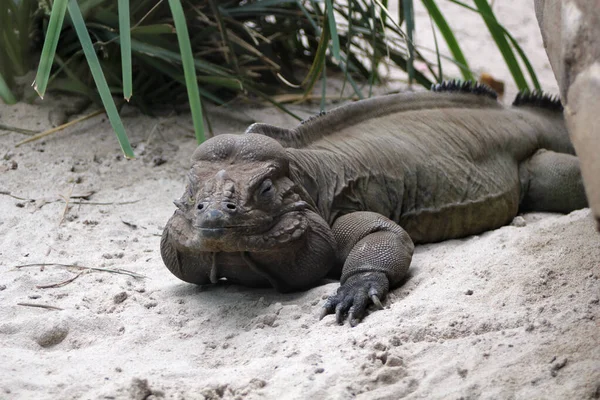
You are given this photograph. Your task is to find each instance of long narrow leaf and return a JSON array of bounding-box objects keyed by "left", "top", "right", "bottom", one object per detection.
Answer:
[
  {"left": 67, "top": 0, "right": 134, "bottom": 158},
  {"left": 168, "top": 0, "right": 205, "bottom": 144},
  {"left": 503, "top": 29, "right": 540, "bottom": 90},
  {"left": 472, "top": 0, "right": 527, "bottom": 89},
  {"left": 447, "top": 0, "right": 539, "bottom": 89},
  {"left": 0, "top": 72, "right": 17, "bottom": 104},
  {"left": 207, "top": 0, "right": 239, "bottom": 73},
  {"left": 302, "top": 17, "right": 329, "bottom": 96},
  {"left": 402, "top": 0, "right": 415, "bottom": 84},
  {"left": 421, "top": 0, "right": 473, "bottom": 81},
  {"left": 118, "top": 0, "right": 133, "bottom": 101},
  {"left": 33, "top": 0, "right": 69, "bottom": 98},
  {"left": 320, "top": 65, "right": 327, "bottom": 112},
  {"left": 429, "top": 15, "right": 442, "bottom": 82},
  {"left": 324, "top": 0, "right": 341, "bottom": 61}
]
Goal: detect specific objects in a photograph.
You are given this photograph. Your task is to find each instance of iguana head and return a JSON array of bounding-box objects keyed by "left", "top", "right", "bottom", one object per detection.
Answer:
[{"left": 170, "top": 133, "right": 313, "bottom": 252}]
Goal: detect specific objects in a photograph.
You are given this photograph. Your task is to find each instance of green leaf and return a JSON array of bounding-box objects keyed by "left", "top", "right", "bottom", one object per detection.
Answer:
[
  {"left": 421, "top": 0, "right": 473, "bottom": 81},
  {"left": 118, "top": 0, "right": 133, "bottom": 101},
  {"left": 34, "top": 0, "right": 69, "bottom": 98},
  {"left": 302, "top": 15, "right": 330, "bottom": 96},
  {"left": 67, "top": 0, "right": 135, "bottom": 158},
  {"left": 448, "top": 0, "right": 539, "bottom": 89},
  {"left": 131, "top": 24, "right": 175, "bottom": 36},
  {"left": 324, "top": 0, "right": 341, "bottom": 61},
  {"left": 320, "top": 64, "right": 327, "bottom": 113},
  {"left": 402, "top": 0, "right": 415, "bottom": 84},
  {"left": 168, "top": 0, "right": 205, "bottom": 144},
  {"left": 429, "top": 15, "right": 443, "bottom": 82},
  {"left": 472, "top": 0, "right": 528, "bottom": 90},
  {"left": 0, "top": 72, "right": 17, "bottom": 104}
]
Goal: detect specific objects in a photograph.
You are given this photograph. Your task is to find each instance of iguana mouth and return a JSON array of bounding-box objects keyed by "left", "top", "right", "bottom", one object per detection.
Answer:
[{"left": 197, "top": 225, "right": 265, "bottom": 238}]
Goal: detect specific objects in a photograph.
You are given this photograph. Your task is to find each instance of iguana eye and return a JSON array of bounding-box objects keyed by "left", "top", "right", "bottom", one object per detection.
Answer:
[{"left": 258, "top": 179, "right": 273, "bottom": 196}]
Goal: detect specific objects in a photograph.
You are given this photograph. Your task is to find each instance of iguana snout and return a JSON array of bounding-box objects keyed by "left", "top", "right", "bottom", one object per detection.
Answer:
[{"left": 167, "top": 133, "right": 315, "bottom": 253}]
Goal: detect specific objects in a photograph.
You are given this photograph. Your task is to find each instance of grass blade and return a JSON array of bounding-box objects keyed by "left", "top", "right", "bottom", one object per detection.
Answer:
[
  {"left": 33, "top": 0, "right": 69, "bottom": 98},
  {"left": 207, "top": 0, "right": 239, "bottom": 73},
  {"left": 429, "top": 15, "right": 442, "bottom": 82},
  {"left": 67, "top": 0, "right": 134, "bottom": 158},
  {"left": 402, "top": 0, "right": 415, "bottom": 85},
  {"left": 118, "top": 0, "right": 133, "bottom": 101},
  {"left": 324, "top": 0, "right": 341, "bottom": 62},
  {"left": 421, "top": 0, "right": 473, "bottom": 81},
  {"left": 0, "top": 72, "right": 17, "bottom": 104},
  {"left": 447, "top": 0, "right": 539, "bottom": 89},
  {"left": 320, "top": 65, "right": 327, "bottom": 113},
  {"left": 302, "top": 17, "right": 329, "bottom": 97},
  {"left": 168, "top": 0, "right": 205, "bottom": 144},
  {"left": 503, "top": 28, "right": 540, "bottom": 90},
  {"left": 472, "top": 0, "right": 527, "bottom": 89}
]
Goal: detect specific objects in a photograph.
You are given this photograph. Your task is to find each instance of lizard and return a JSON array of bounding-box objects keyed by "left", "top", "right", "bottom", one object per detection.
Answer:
[{"left": 160, "top": 81, "right": 588, "bottom": 326}]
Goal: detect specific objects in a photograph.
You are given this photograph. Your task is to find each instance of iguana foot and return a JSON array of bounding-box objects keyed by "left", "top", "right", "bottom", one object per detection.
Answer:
[{"left": 319, "top": 272, "right": 389, "bottom": 326}]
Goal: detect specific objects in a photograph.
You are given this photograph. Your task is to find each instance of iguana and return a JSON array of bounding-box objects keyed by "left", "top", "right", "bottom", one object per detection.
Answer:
[{"left": 160, "top": 81, "right": 587, "bottom": 326}]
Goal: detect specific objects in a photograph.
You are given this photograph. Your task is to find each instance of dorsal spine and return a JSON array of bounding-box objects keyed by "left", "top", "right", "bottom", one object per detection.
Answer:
[
  {"left": 512, "top": 90, "right": 563, "bottom": 112},
  {"left": 431, "top": 80, "right": 498, "bottom": 100}
]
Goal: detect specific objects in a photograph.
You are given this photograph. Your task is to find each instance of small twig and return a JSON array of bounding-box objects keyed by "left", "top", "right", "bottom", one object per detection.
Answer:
[
  {"left": 0, "top": 191, "right": 141, "bottom": 207},
  {"left": 36, "top": 271, "right": 87, "bottom": 289},
  {"left": 121, "top": 219, "right": 138, "bottom": 229},
  {"left": 71, "top": 199, "right": 141, "bottom": 206},
  {"left": 59, "top": 185, "right": 74, "bottom": 225},
  {"left": 15, "top": 109, "right": 105, "bottom": 147},
  {"left": 0, "top": 123, "right": 40, "bottom": 136},
  {"left": 0, "top": 190, "right": 31, "bottom": 202},
  {"left": 17, "top": 303, "right": 63, "bottom": 311},
  {"left": 15, "top": 263, "right": 147, "bottom": 279}
]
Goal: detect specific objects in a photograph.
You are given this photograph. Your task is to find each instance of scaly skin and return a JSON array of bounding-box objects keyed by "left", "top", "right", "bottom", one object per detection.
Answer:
[{"left": 161, "top": 82, "right": 588, "bottom": 326}]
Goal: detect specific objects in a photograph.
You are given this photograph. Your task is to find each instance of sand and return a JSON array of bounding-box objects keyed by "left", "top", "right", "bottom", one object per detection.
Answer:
[{"left": 1, "top": 1, "right": 599, "bottom": 399}]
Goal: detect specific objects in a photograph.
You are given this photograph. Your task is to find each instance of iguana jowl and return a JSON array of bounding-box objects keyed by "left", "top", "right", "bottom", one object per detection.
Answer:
[{"left": 161, "top": 82, "right": 587, "bottom": 326}]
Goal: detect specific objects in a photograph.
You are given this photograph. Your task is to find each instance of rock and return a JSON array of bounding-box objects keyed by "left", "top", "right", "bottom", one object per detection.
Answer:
[
  {"left": 34, "top": 322, "right": 69, "bottom": 348},
  {"left": 113, "top": 292, "right": 128, "bottom": 304}
]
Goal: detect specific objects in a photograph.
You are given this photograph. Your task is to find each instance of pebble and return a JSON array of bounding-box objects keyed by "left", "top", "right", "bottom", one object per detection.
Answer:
[
  {"left": 113, "top": 292, "right": 128, "bottom": 304},
  {"left": 35, "top": 323, "right": 69, "bottom": 347},
  {"left": 511, "top": 216, "right": 527, "bottom": 227},
  {"left": 386, "top": 356, "right": 404, "bottom": 367}
]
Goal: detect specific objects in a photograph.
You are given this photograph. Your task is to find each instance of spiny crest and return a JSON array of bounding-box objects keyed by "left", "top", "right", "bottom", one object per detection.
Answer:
[
  {"left": 512, "top": 90, "right": 563, "bottom": 112},
  {"left": 431, "top": 80, "right": 498, "bottom": 100},
  {"left": 300, "top": 110, "right": 328, "bottom": 125}
]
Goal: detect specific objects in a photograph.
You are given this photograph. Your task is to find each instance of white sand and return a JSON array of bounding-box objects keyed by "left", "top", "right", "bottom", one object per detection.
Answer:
[{"left": 1, "top": 1, "right": 598, "bottom": 399}]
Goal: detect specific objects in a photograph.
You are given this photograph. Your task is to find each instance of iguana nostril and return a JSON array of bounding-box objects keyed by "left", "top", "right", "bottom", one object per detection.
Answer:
[
  {"left": 224, "top": 202, "right": 237, "bottom": 211},
  {"left": 197, "top": 203, "right": 204, "bottom": 210}
]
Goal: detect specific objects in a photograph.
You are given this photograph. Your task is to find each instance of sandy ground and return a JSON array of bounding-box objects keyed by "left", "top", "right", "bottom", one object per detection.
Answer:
[{"left": 1, "top": 1, "right": 599, "bottom": 399}]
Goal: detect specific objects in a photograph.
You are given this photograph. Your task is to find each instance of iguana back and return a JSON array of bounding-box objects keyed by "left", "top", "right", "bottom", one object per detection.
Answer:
[{"left": 249, "top": 87, "right": 574, "bottom": 243}]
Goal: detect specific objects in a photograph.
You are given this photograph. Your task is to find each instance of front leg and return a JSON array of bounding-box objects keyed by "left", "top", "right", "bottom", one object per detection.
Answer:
[{"left": 321, "top": 212, "right": 414, "bottom": 326}]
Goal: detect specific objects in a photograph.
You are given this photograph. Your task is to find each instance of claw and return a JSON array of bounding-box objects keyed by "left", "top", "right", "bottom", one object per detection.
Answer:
[
  {"left": 335, "top": 303, "right": 345, "bottom": 325},
  {"left": 319, "top": 306, "right": 330, "bottom": 321},
  {"left": 371, "top": 294, "right": 383, "bottom": 310}
]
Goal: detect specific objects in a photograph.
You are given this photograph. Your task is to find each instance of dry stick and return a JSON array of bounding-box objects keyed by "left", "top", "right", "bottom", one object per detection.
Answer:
[
  {"left": 15, "top": 109, "right": 105, "bottom": 147},
  {"left": 0, "top": 123, "right": 40, "bottom": 136},
  {"left": 36, "top": 271, "right": 87, "bottom": 289},
  {"left": 71, "top": 199, "right": 141, "bottom": 206},
  {"left": 0, "top": 191, "right": 141, "bottom": 206},
  {"left": 0, "top": 190, "right": 30, "bottom": 201},
  {"left": 17, "top": 303, "right": 63, "bottom": 311},
  {"left": 15, "top": 263, "right": 147, "bottom": 279},
  {"left": 59, "top": 185, "right": 75, "bottom": 225}
]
